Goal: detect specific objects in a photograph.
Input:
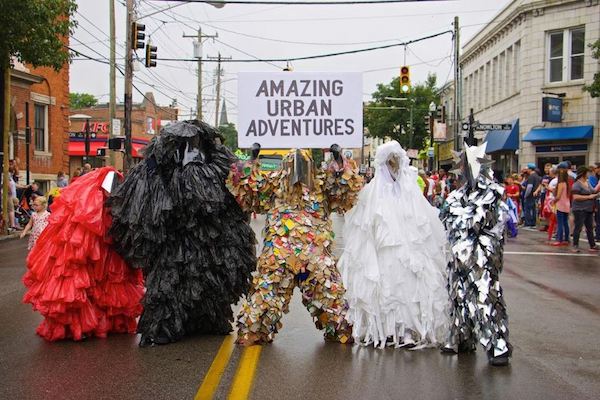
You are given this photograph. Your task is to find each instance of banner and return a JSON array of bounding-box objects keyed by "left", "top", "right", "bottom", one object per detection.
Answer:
[{"left": 237, "top": 72, "right": 363, "bottom": 149}]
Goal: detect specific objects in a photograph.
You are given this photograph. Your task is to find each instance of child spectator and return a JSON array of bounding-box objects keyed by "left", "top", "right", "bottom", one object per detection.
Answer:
[{"left": 20, "top": 196, "right": 50, "bottom": 250}]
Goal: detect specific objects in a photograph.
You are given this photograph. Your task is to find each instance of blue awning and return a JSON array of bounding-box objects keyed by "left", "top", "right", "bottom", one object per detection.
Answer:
[
  {"left": 523, "top": 125, "right": 593, "bottom": 142},
  {"left": 485, "top": 119, "right": 519, "bottom": 154}
]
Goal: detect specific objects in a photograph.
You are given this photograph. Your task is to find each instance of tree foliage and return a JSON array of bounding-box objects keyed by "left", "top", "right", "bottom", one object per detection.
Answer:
[
  {"left": 583, "top": 39, "right": 600, "bottom": 98},
  {"left": 0, "top": 0, "right": 77, "bottom": 69},
  {"left": 219, "top": 122, "right": 239, "bottom": 152},
  {"left": 70, "top": 92, "right": 98, "bottom": 109},
  {"left": 364, "top": 74, "right": 440, "bottom": 150}
]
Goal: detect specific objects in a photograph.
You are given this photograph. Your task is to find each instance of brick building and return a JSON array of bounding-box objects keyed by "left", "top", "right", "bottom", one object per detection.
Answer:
[
  {"left": 0, "top": 61, "right": 71, "bottom": 193},
  {"left": 69, "top": 92, "right": 178, "bottom": 174}
]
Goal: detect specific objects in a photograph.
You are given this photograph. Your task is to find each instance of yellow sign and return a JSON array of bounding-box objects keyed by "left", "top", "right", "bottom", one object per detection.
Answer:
[{"left": 437, "top": 140, "right": 454, "bottom": 161}]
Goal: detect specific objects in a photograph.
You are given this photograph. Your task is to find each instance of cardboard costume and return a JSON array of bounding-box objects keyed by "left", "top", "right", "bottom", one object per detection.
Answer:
[
  {"left": 229, "top": 148, "right": 362, "bottom": 345},
  {"left": 109, "top": 121, "right": 257, "bottom": 346}
]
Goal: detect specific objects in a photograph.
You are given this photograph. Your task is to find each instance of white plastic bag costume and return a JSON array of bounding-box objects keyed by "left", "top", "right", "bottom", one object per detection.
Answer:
[{"left": 338, "top": 141, "right": 449, "bottom": 348}]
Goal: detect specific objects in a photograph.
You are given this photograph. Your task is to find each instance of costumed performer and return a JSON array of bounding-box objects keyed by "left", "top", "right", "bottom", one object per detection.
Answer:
[
  {"left": 109, "top": 120, "right": 257, "bottom": 347},
  {"left": 441, "top": 142, "right": 512, "bottom": 366},
  {"left": 229, "top": 144, "right": 363, "bottom": 345},
  {"left": 338, "top": 141, "right": 449, "bottom": 349},
  {"left": 23, "top": 167, "right": 144, "bottom": 341}
]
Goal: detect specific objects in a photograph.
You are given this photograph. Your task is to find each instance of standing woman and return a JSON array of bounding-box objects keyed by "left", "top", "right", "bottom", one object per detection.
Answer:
[
  {"left": 571, "top": 166, "right": 600, "bottom": 252},
  {"left": 552, "top": 169, "right": 571, "bottom": 246}
]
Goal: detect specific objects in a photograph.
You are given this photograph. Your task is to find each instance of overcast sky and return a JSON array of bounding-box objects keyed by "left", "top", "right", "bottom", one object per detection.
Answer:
[{"left": 70, "top": 0, "right": 511, "bottom": 124}]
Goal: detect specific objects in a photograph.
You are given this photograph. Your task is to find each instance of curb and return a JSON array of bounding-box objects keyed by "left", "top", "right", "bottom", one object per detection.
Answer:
[{"left": 0, "top": 232, "right": 23, "bottom": 242}]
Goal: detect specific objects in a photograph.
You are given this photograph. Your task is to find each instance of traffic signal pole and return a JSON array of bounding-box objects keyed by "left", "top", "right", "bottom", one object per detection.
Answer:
[{"left": 123, "top": 0, "right": 134, "bottom": 172}]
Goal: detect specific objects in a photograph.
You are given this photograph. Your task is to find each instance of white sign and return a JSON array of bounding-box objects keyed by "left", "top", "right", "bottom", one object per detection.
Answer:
[
  {"left": 112, "top": 118, "right": 121, "bottom": 136},
  {"left": 433, "top": 121, "right": 447, "bottom": 141},
  {"left": 237, "top": 72, "right": 363, "bottom": 149}
]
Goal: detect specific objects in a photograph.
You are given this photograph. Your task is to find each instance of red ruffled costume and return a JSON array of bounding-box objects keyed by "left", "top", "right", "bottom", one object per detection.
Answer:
[{"left": 23, "top": 167, "right": 144, "bottom": 341}]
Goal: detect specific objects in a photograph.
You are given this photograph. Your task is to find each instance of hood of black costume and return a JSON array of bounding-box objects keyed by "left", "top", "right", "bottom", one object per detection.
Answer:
[{"left": 108, "top": 120, "right": 257, "bottom": 341}]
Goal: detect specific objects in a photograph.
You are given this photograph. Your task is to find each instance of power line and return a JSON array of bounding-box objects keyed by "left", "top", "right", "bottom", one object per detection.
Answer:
[
  {"left": 155, "top": 30, "right": 452, "bottom": 63},
  {"left": 200, "top": 8, "right": 499, "bottom": 23},
  {"left": 150, "top": 0, "right": 453, "bottom": 5}
]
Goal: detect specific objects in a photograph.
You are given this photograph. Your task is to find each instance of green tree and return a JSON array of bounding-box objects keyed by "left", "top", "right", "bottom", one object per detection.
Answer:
[
  {"left": 219, "top": 122, "right": 239, "bottom": 152},
  {"left": 364, "top": 74, "right": 439, "bottom": 150},
  {"left": 583, "top": 39, "right": 600, "bottom": 98},
  {"left": 70, "top": 92, "right": 98, "bottom": 109},
  {"left": 1, "top": 0, "right": 77, "bottom": 233}
]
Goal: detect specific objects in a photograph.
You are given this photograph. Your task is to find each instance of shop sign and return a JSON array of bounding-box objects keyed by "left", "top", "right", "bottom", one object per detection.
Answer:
[
  {"left": 542, "top": 97, "right": 562, "bottom": 123},
  {"left": 437, "top": 140, "right": 454, "bottom": 161},
  {"left": 535, "top": 143, "right": 587, "bottom": 153}
]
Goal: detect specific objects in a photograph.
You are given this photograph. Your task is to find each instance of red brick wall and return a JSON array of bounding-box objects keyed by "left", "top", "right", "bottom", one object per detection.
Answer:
[{"left": 11, "top": 63, "right": 70, "bottom": 186}]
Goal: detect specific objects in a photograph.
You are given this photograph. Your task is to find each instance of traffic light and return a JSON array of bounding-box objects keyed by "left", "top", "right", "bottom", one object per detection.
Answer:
[
  {"left": 145, "top": 43, "right": 157, "bottom": 68},
  {"left": 400, "top": 65, "right": 411, "bottom": 94},
  {"left": 131, "top": 22, "right": 145, "bottom": 49}
]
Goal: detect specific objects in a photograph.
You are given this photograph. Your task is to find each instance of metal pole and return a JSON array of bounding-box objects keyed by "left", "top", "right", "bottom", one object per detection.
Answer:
[
  {"left": 123, "top": 0, "right": 133, "bottom": 172},
  {"left": 214, "top": 53, "right": 221, "bottom": 127},
  {"left": 468, "top": 108, "right": 475, "bottom": 146},
  {"left": 408, "top": 104, "right": 414, "bottom": 149},
  {"left": 2, "top": 65, "right": 10, "bottom": 234},
  {"left": 108, "top": 0, "right": 117, "bottom": 167},
  {"left": 453, "top": 16, "right": 461, "bottom": 152},
  {"left": 25, "top": 102, "right": 30, "bottom": 185},
  {"left": 429, "top": 111, "right": 434, "bottom": 171},
  {"left": 85, "top": 118, "right": 90, "bottom": 162}
]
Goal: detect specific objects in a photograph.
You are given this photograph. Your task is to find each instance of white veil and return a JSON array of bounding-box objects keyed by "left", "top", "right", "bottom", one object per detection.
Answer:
[{"left": 372, "top": 140, "right": 420, "bottom": 199}]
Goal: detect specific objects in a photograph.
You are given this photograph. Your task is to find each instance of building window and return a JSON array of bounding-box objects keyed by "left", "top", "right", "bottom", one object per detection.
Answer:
[
  {"left": 547, "top": 27, "right": 585, "bottom": 83},
  {"left": 570, "top": 28, "right": 584, "bottom": 80},
  {"left": 34, "top": 103, "right": 48, "bottom": 152}
]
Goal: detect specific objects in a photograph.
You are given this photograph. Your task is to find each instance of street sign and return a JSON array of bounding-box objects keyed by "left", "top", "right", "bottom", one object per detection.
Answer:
[{"left": 475, "top": 123, "right": 512, "bottom": 131}]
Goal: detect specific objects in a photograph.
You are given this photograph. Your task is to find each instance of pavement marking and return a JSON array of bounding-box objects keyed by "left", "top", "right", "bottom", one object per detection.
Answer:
[
  {"left": 195, "top": 334, "right": 237, "bottom": 400},
  {"left": 505, "top": 267, "right": 600, "bottom": 316},
  {"left": 505, "top": 251, "right": 597, "bottom": 257},
  {"left": 227, "top": 345, "right": 262, "bottom": 400}
]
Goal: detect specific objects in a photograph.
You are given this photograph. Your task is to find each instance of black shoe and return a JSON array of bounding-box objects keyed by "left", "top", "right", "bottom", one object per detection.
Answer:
[{"left": 487, "top": 349, "right": 510, "bottom": 366}]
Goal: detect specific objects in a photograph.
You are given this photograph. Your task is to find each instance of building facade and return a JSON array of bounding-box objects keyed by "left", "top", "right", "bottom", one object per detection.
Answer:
[
  {"left": 0, "top": 61, "right": 70, "bottom": 192},
  {"left": 457, "top": 0, "right": 600, "bottom": 178},
  {"left": 69, "top": 92, "right": 178, "bottom": 174}
]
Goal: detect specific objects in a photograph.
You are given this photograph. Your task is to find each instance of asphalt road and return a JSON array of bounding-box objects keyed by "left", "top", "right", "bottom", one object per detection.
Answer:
[{"left": 0, "top": 216, "right": 599, "bottom": 400}]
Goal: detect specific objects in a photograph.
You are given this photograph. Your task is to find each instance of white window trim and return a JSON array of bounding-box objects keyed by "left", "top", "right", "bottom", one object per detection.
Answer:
[
  {"left": 546, "top": 26, "right": 585, "bottom": 84},
  {"left": 33, "top": 103, "right": 51, "bottom": 156}
]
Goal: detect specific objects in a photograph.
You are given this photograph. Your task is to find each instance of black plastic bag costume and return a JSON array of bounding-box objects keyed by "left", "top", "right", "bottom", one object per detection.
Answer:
[
  {"left": 109, "top": 120, "right": 256, "bottom": 346},
  {"left": 441, "top": 143, "right": 512, "bottom": 366}
]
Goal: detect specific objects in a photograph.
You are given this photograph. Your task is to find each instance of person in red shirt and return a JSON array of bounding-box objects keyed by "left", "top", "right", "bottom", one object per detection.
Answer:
[{"left": 505, "top": 176, "right": 521, "bottom": 220}]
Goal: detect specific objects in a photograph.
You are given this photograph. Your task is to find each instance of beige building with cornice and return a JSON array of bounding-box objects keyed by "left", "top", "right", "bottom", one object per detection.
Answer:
[{"left": 456, "top": 0, "right": 600, "bottom": 178}]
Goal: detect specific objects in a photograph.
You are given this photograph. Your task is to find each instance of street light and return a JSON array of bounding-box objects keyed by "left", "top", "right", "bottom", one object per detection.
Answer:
[{"left": 428, "top": 102, "right": 437, "bottom": 172}]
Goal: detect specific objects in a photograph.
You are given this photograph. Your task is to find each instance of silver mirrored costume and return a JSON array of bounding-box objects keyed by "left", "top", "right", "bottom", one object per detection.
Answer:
[{"left": 441, "top": 143, "right": 512, "bottom": 365}]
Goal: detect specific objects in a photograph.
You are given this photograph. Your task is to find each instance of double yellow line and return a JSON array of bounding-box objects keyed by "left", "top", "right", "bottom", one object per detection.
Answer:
[{"left": 194, "top": 334, "right": 262, "bottom": 400}]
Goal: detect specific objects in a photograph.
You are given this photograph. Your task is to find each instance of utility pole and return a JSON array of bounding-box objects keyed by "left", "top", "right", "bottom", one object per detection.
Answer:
[
  {"left": 214, "top": 54, "right": 222, "bottom": 127},
  {"left": 207, "top": 53, "right": 231, "bottom": 127},
  {"left": 453, "top": 16, "right": 461, "bottom": 151},
  {"left": 183, "top": 28, "right": 217, "bottom": 121},
  {"left": 123, "top": 0, "right": 134, "bottom": 172},
  {"left": 109, "top": 0, "right": 117, "bottom": 167}
]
